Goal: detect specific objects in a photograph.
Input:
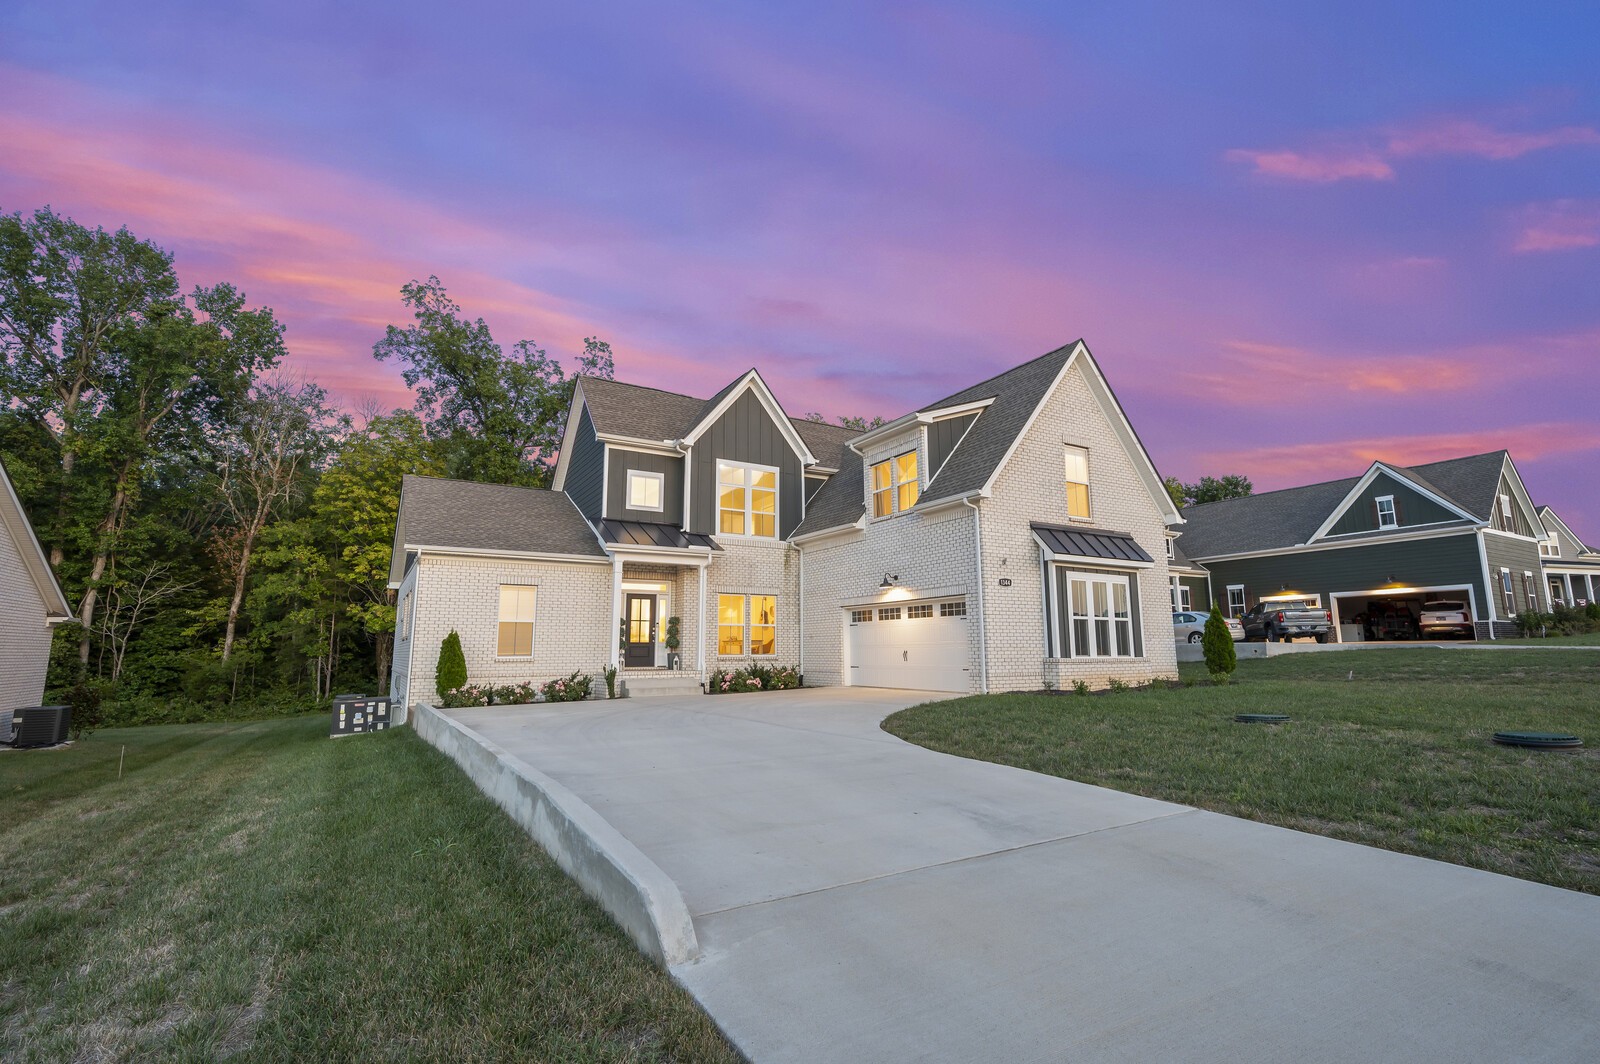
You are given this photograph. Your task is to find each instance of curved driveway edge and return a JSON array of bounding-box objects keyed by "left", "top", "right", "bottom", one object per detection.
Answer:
[{"left": 412, "top": 702, "right": 699, "bottom": 967}]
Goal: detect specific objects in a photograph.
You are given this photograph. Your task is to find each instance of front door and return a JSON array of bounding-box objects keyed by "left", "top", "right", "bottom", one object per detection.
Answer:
[{"left": 624, "top": 594, "right": 657, "bottom": 667}]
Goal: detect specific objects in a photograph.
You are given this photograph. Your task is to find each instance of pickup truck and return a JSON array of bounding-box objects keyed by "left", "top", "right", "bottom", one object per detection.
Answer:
[{"left": 1240, "top": 599, "right": 1334, "bottom": 643}]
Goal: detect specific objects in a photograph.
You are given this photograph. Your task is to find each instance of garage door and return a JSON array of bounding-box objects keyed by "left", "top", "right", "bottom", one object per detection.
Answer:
[{"left": 847, "top": 598, "right": 971, "bottom": 692}]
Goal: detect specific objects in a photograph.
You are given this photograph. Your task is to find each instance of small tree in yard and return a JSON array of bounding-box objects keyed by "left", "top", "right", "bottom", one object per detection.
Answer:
[
  {"left": 436, "top": 630, "right": 467, "bottom": 700},
  {"left": 1203, "top": 603, "right": 1237, "bottom": 681}
]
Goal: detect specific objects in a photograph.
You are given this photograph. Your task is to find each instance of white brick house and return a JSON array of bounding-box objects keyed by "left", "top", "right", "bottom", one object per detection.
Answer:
[
  {"left": 0, "top": 456, "right": 73, "bottom": 715},
  {"left": 389, "top": 341, "right": 1183, "bottom": 708}
]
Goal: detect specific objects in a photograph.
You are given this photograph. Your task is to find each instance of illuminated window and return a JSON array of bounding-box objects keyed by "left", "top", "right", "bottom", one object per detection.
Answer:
[
  {"left": 1226, "top": 585, "right": 1245, "bottom": 618},
  {"left": 870, "top": 450, "right": 919, "bottom": 517},
  {"left": 497, "top": 586, "right": 537, "bottom": 657},
  {"left": 907, "top": 603, "right": 933, "bottom": 619},
  {"left": 626, "top": 470, "right": 664, "bottom": 511},
  {"left": 719, "top": 594, "right": 778, "bottom": 655},
  {"left": 718, "top": 462, "right": 778, "bottom": 537},
  {"left": 750, "top": 595, "right": 776, "bottom": 656},
  {"left": 1376, "top": 495, "right": 1397, "bottom": 529},
  {"left": 718, "top": 594, "right": 745, "bottom": 655},
  {"left": 1064, "top": 446, "right": 1090, "bottom": 519}
]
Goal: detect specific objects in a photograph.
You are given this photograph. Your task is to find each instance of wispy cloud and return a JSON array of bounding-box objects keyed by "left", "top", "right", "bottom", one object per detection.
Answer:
[
  {"left": 1196, "top": 423, "right": 1600, "bottom": 486},
  {"left": 1183, "top": 340, "right": 1478, "bottom": 402},
  {"left": 1227, "top": 115, "right": 1600, "bottom": 183},
  {"left": 1513, "top": 199, "right": 1600, "bottom": 253}
]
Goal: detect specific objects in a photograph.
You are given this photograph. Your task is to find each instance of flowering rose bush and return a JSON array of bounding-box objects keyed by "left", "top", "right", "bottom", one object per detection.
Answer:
[
  {"left": 494, "top": 681, "right": 541, "bottom": 705},
  {"left": 707, "top": 665, "right": 801, "bottom": 694},
  {"left": 541, "top": 670, "right": 593, "bottom": 703},
  {"left": 440, "top": 684, "right": 493, "bottom": 708}
]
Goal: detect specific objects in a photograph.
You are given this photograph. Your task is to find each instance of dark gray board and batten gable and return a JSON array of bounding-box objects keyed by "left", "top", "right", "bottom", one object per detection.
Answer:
[
  {"left": 1324, "top": 472, "right": 1460, "bottom": 537},
  {"left": 688, "top": 389, "right": 805, "bottom": 539},
  {"left": 606, "top": 448, "right": 685, "bottom": 525},
  {"left": 926, "top": 412, "right": 979, "bottom": 484},
  {"left": 563, "top": 405, "right": 606, "bottom": 522}
]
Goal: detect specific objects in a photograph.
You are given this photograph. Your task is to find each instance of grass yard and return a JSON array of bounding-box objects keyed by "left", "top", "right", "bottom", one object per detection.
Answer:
[
  {"left": 884, "top": 648, "right": 1600, "bottom": 895},
  {"left": 0, "top": 717, "right": 738, "bottom": 1063},
  {"left": 1491, "top": 631, "right": 1600, "bottom": 645}
]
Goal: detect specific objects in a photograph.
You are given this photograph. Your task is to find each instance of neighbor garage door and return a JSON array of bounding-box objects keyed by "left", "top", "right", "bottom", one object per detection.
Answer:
[{"left": 847, "top": 598, "right": 971, "bottom": 692}]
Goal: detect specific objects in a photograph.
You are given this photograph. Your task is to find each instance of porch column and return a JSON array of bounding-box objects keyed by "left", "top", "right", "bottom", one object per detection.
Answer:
[
  {"left": 697, "top": 563, "right": 708, "bottom": 677},
  {"left": 610, "top": 556, "right": 623, "bottom": 670},
  {"left": 1564, "top": 573, "right": 1575, "bottom": 606}
]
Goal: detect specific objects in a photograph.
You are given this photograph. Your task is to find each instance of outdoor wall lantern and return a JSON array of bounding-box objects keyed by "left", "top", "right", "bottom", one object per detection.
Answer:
[{"left": 880, "top": 574, "right": 900, "bottom": 588}]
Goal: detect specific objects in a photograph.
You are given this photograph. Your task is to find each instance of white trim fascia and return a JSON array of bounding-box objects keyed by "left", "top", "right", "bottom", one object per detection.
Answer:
[
  {"left": 1481, "top": 527, "right": 1539, "bottom": 543},
  {"left": 595, "top": 434, "right": 685, "bottom": 457},
  {"left": 978, "top": 346, "right": 1077, "bottom": 502},
  {"left": 1318, "top": 517, "right": 1474, "bottom": 541},
  {"left": 1475, "top": 528, "right": 1497, "bottom": 626},
  {"left": 1540, "top": 562, "right": 1600, "bottom": 573},
  {"left": 600, "top": 443, "right": 610, "bottom": 518},
  {"left": 848, "top": 411, "right": 922, "bottom": 454},
  {"left": 681, "top": 370, "right": 817, "bottom": 465},
  {"left": 807, "top": 465, "right": 840, "bottom": 476},
  {"left": 911, "top": 491, "right": 987, "bottom": 516},
  {"left": 1032, "top": 531, "right": 1155, "bottom": 570},
  {"left": 551, "top": 382, "right": 587, "bottom": 492},
  {"left": 409, "top": 545, "right": 615, "bottom": 566},
  {"left": 917, "top": 397, "right": 996, "bottom": 422},
  {"left": 838, "top": 584, "right": 969, "bottom": 610},
  {"left": 1497, "top": 454, "right": 1544, "bottom": 536},
  {"left": 1307, "top": 461, "right": 1477, "bottom": 543},
  {"left": 1188, "top": 524, "right": 1480, "bottom": 564},
  {"left": 607, "top": 546, "right": 714, "bottom": 566},
  {"left": 1536, "top": 506, "right": 1591, "bottom": 553},
  {"left": 0, "top": 460, "right": 72, "bottom": 620},
  {"left": 790, "top": 516, "right": 868, "bottom": 547}
]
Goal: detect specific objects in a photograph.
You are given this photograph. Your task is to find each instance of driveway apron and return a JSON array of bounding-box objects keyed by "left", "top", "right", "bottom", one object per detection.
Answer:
[{"left": 449, "top": 690, "right": 1600, "bottom": 1064}]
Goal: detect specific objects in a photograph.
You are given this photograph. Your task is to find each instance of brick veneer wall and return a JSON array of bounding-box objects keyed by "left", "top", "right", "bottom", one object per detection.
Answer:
[
  {"left": 397, "top": 553, "right": 614, "bottom": 708},
  {"left": 0, "top": 515, "right": 54, "bottom": 713},
  {"left": 697, "top": 537, "right": 802, "bottom": 676}
]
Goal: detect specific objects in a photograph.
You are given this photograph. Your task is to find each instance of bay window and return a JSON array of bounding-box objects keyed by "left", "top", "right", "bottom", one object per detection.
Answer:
[{"left": 1053, "top": 568, "right": 1139, "bottom": 658}]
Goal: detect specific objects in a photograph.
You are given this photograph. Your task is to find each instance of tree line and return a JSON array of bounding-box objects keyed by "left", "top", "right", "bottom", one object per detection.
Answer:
[{"left": 0, "top": 208, "right": 616, "bottom": 722}]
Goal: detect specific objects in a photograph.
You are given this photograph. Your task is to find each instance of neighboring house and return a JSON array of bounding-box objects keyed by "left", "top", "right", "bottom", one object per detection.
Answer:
[
  {"left": 0, "top": 456, "right": 73, "bottom": 714},
  {"left": 1176, "top": 451, "right": 1550, "bottom": 640},
  {"left": 389, "top": 341, "right": 1183, "bottom": 707},
  {"left": 1168, "top": 539, "right": 1212, "bottom": 614},
  {"left": 1536, "top": 505, "right": 1600, "bottom": 607}
]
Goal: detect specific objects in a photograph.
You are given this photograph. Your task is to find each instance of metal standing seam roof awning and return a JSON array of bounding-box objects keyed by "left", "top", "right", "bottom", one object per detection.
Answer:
[
  {"left": 1031, "top": 522, "right": 1154, "bottom": 568},
  {"left": 598, "top": 519, "right": 723, "bottom": 552}
]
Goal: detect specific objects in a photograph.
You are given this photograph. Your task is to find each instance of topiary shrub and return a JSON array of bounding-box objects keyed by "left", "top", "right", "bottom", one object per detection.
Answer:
[
  {"left": 436, "top": 630, "right": 467, "bottom": 700},
  {"left": 1203, "top": 603, "right": 1237, "bottom": 680}
]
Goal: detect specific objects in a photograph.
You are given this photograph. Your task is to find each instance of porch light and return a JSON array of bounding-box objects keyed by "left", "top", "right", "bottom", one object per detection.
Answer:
[{"left": 880, "top": 574, "right": 899, "bottom": 588}]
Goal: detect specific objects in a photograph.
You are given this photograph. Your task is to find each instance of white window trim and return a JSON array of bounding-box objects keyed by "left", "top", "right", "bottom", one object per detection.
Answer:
[
  {"left": 1226, "top": 584, "right": 1246, "bottom": 618},
  {"left": 496, "top": 584, "right": 538, "bottom": 660},
  {"left": 1499, "top": 568, "right": 1514, "bottom": 615},
  {"left": 625, "top": 469, "right": 666, "bottom": 512},
  {"left": 1375, "top": 494, "right": 1397, "bottom": 529},
  {"left": 1499, "top": 493, "right": 1515, "bottom": 532},
  {"left": 869, "top": 449, "right": 920, "bottom": 520},
  {"left": 1064, "top": 444, "right": 1091, "bottom": 521},
  {"left": 716, "top": 461, "right": 780, "bottom": 539},
  {"left": 1057, "top": 567, "right": 1138, "bottom": 659},
  {"left": 716, "top": 592, "right": 779, "bottom": 656},
  {"left": 1179, "top": 584, "right": 1192, "bottom": 611}
]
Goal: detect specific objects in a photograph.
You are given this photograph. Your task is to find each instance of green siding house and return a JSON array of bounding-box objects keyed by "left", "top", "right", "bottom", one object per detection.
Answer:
[
  {"left": 1175, "top": 451, "right": 1560, "bottom": 640},
  {"left": 1537, "top": 506, "right": 1600, "bottom": 607}
]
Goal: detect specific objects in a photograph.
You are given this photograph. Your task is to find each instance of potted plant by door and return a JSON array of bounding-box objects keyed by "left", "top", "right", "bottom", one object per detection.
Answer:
[{"left": 665, "top": 616, "right": 681, "bottom": 669}]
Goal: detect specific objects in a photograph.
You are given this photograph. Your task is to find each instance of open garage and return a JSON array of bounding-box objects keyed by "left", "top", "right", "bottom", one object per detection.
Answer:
[
  {"left": 1329, "top": 585, "right": 1480, "bottom": 642},
  {"left": 846, "top": 597, "right": 972, "bottom": 691}
]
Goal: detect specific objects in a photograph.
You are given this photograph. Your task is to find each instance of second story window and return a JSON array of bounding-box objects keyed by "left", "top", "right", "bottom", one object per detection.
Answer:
[
  {"left": 1376, "top": 495, "right": 1397, "bottom": 529},
  {"left": 718, "top": 462, "right": 778, "bottom": 537},
  {"left": 626, "top": 470, "right": 664, "bottom": 512},
  {"left": 1498, "top": 493, "right": 1515, "bottom": 532},
  {"left": 1064, "top": 445, "right": 1090, "bottom": 519},
  {"left": 871, "top": 451, "right": 919, "bottom": 518}
]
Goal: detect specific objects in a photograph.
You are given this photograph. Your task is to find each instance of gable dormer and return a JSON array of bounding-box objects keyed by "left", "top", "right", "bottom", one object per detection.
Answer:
[
  {"left": 1309, "top": 462, "right": 1476, "bottom": 542},
  {"left": 680, "top": 370, "right": 816, "bottom": 540}
]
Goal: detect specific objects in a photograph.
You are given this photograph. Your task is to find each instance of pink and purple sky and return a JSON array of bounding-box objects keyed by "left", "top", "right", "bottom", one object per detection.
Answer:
[{"left": 4, "top": 3, "right": 1597, "bottom": 535}]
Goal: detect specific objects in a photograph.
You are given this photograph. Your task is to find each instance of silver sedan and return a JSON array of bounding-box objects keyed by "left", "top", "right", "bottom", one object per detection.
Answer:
[{"left": 1173, "top": 610, "right": 1245, "bottom": 643}]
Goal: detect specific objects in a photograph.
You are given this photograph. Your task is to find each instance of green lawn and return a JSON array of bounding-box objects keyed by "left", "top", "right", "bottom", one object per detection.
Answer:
[
  {"left": 0, "top": 717, "right": 738, "bottom": 1063},
  {"left": 884, "top": 648, "right": 1600, "bottom": 895},
  {"left": 1490, "top": 631, "right": 1600, "bottom": 645}
]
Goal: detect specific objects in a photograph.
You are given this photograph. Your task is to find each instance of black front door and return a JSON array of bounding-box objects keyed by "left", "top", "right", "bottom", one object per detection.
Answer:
[{"left": 624, "top": 594, "right": 656, "bottom": 667}]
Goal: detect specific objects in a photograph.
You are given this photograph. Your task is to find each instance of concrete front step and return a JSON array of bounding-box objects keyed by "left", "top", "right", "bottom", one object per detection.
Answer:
[{"left": 619, "top": 672, "right": 704, "bottom": 698}]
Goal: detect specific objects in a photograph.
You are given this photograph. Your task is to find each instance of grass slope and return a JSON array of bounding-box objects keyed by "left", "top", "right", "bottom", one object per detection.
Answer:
[
  {"left": 884, "top": 648, "right": 1600, "bottom": 895},
  {"left": 0, "top": 717, "right": 738, "bottom": 1063}
]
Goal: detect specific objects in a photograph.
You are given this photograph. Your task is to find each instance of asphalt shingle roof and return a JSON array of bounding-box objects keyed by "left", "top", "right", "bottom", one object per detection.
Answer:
[
  {"left": 578, "top": 376, "right": 706, "bottom": 442},
  {"left": 395, "top": 475, "right": 607, "bottom": 566},
  {"left": 794, "top": 449, "right": 866, "bottom": 538},
  {"left": 1177, "top": 451, "right": 1512, "bottom": 560},
  {"left": 792, "top": 418, "right": 857, "bottom": 471}
]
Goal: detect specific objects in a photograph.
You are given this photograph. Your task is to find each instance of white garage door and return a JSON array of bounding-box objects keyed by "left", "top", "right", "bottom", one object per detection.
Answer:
[{"left": 847, "top": 598, "right": 971, "bottom": 692}]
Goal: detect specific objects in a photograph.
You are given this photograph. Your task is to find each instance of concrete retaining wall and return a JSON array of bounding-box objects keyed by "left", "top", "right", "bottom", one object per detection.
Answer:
[{"left": 411, "top": 703, "right": 698, "bottom": 967}]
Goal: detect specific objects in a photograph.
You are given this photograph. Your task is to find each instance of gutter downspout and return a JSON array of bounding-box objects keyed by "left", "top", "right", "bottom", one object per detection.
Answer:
[
  {"left": 1475, "top": 527, "right": 1496, "bottom": 640},
  {"left": 797, "top": 545, "right": 805, "bottom": 685},
  {"left": 964, "top": 497, "right": 989, "bottom": 694}
]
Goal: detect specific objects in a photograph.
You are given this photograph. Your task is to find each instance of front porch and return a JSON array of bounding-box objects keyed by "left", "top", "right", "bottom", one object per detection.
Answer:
[{"left": 601, "top": 519, "right": 722, "bottom": 683}]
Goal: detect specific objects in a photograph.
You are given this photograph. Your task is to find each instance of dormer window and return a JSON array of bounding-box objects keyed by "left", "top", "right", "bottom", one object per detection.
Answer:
[
  {"left": 1376, "top": 495, "right": 1397, "bottom": 529},
  {"left": 1540, "top": 540, "right": 1560, "bottom": 558},
  {"left": 626, "top": 470, "right": 664, "bottom": 512},
  {"left": 871, "top": 451, "right": 919, "bottom": 518},
  {"left": 718, "top": 462, "right": 778, "bottom": 537}
]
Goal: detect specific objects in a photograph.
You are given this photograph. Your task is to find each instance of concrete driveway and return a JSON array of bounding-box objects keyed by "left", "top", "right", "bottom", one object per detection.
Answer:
[{"left": 450, "top": 689, "right": 1600, "bottom": 1063}]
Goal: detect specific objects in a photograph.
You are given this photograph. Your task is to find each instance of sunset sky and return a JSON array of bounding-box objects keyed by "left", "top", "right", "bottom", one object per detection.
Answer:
[{"left": 4, "top": 3, "right": 1597, "bottom": 535}]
